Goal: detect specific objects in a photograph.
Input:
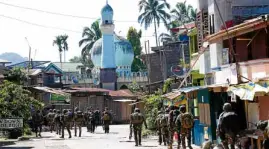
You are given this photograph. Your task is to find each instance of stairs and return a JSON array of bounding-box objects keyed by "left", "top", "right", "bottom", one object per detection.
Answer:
[{"left": 196, "top": 9, "right": 209, "bottom": 50}]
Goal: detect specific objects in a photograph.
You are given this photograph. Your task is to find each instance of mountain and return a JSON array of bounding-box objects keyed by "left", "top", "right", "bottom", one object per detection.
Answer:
[{"left": 0, "top": 52, "right": 27, "bottom": 65}]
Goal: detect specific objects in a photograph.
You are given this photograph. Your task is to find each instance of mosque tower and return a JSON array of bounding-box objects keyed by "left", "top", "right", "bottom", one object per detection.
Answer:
[{"left": 99, "top": 1, "right": 117, "bottom": 90}]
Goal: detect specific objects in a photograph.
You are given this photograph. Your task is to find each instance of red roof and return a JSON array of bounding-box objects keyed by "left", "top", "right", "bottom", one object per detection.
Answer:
[{"left": 170, "top": 22, "right": 196, "bottom": 33}]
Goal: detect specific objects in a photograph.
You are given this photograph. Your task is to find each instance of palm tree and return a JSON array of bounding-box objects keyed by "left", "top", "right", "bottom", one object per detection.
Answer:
[
  {"left": 171, "top": 1, "right": 197, "bottom": 29},
  {"left": 79, "top": 20, "right": 102, "bottom": 66},
  {"left": 53, "top": 36, "right": 63, "bottom": 65},
  {"left": 61, "top": 35, "right": 69, "bottom": 62},
  {"left": 138, "top": 0, "right": 171, "bottom": 46}
]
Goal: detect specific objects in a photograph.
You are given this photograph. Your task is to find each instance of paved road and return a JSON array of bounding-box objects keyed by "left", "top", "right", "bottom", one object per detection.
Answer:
[{"left": 2, "top": 125, "right": 172, "bottom": 149}]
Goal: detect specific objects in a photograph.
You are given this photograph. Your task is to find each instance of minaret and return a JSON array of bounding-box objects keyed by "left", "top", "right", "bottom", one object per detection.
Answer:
[{"left": 99, "top": 2, "right": 117, "bottom": 90}]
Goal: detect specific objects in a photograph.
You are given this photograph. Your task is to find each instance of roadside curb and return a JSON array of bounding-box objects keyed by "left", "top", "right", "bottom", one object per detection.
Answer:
[{"left": 0, "top": 139, "right": 18, "bottom": 146}]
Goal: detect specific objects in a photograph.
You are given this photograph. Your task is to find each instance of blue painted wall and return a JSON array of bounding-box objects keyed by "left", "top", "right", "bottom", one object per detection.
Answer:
[{"left": 101, "top": 34, "right": 116, "bottom": 68}]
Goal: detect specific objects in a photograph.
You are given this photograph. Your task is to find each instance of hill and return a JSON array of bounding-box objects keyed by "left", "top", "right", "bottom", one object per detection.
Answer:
[{"left": 0, "top": 52, "right": 27, "bottom": 65}]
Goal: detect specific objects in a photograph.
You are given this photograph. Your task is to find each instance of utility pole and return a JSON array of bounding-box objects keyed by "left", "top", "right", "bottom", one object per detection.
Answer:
[
  {"left": 144, "top": 40, "right": 151, "bottom": 93},
  {"left": 25, "top": 37, "right": 31, "bottom": 87}
]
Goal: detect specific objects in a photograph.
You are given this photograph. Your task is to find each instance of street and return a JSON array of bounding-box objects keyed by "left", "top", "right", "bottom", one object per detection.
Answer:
[{"left": 2, "top": 125, "right": 169, "bottom": 149}]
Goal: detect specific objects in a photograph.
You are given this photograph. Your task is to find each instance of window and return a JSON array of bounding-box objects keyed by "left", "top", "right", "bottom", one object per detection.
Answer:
[
  {"left": 209, "top": 14, "right": 215, "bottom": 34},
  {"left": 199, "top": 103, "right": 211, "bottom": 125},
  {"left": 105, "top": 20, "right": 109, "bottom": 24}
]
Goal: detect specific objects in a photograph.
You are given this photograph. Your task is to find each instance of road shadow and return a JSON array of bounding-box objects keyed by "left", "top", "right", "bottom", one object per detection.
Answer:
[
  {"left": 140, "top": 145, "right": 158, "bottom": 148},
  {"left": 1, "top": 147, "right": 34, "bottom": 149}
]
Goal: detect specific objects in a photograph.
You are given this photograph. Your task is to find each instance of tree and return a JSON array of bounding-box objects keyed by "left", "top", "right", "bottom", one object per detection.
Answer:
[
  {"left": 138, "top": 0, "right": 171, "bottom": 46},
  {"left": 171, "top": 1, "right": 197, "bottom": 27},
  {"left": 61, "top": 35, "right": 69, "bottom": 62},
  {"left": 53, "top": 36, "right": 63, "bottom": 64},
  {"left": 4, "top": 67, "right": 27, "bottom": 85},
  {"left": 79, "top": 20, "right": 102, "bottom": 66},
  {"left": 69, "top": 56, "right": 94, "bottom": 68},
  {"left": 127, "top": 27, "right": 146, "bottom": 72},
  {"left": 69, "top": 56, "right": 81, "bottom": 63}
]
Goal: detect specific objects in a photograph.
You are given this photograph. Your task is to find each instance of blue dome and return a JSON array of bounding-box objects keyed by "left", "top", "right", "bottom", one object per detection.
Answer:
[
  {"left": 91, "top": 34, "right": 134, "bottom": 68},
  {"left": 101, "top": 4, "right": 113, "bottom": 14}
]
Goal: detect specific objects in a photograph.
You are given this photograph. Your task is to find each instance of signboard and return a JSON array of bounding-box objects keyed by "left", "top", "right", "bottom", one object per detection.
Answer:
[
  {"left": 0, "top": 118, "right": 23, "bottom": 129},
  {"left": 50, "top": 93, "right": 71, "bottom": 105}
]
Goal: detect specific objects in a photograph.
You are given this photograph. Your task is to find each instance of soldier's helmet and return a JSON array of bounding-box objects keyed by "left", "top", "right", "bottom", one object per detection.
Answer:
[
  {"left": 165, "top": 108, "right": 170, "bottom": 113},
  {"left": 134, "top": 108, "right": 140, "bottom": 113},
  {"left": 49, "top": 109, "right": 53, "bottom": 112},
  {"left": 223, "top": 103, "right": 232, "bottom": 112},
  {"left": 180, "top": 105, "right": 186, "bottom": 113},
  {"left": 169, "top": 105, "right": 175, "bottom": 111},
  {"left": 75, "top": 107, "right": 79, "bottom": 112},
  {"left": 53, "top": 109, "right": 56, "bottom": 113},
  {"left": 158, "top": 111, "right": 162, "bottom": 115},
  {"left": 63, "top": 109, "right": 68, "bottom": 114}
]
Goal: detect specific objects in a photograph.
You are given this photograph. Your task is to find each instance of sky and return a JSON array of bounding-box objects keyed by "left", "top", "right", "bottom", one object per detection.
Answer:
[{"left": 0, "top": 0, "right": 197, "bottom": 62}]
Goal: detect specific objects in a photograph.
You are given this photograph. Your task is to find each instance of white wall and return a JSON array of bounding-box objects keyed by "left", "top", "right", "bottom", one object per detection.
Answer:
[{"left": 209, "top": 42, "right": 223, "bottom": 69}]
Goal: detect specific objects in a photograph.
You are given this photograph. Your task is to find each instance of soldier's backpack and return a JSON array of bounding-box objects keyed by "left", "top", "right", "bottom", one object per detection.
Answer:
[
  {"left": 103, "top": 113, "right": 110, "bottom": 121},
  {"left": 65, "top": 112, "right": 73, "bottom": 121},
  {"left": 220, "top": 112, "right": 239, "bottom": 134},
  {"left": 132, "top": 113, "right": 143, "bottom": 124},
  {"left": 160, "top": 114, "right": 168, "bottom": 127},
  {"left": 180, "top": 113, "right": 194, "bottom": 129},
  {"left": 48, "top": 113, "right": 55, "bottom": 121},
  {"left": 76, "top": 111, "right": 84, "bottom": 122},
  {"left": 34, "top": 113, "right": 43, "bottom": 123}
]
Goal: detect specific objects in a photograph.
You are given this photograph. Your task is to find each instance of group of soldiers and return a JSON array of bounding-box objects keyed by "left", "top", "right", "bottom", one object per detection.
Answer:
[
  {"left": 31, "top": 107, "right": 113, "bottom": 138},
  {"left": 155, "top": 105, "right": 194, "bottom": 149}
]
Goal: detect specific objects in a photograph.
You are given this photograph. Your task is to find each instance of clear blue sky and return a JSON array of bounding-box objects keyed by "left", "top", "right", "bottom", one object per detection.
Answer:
[{"left": 0, "top": 0, "right": 197, "bottom": 62}]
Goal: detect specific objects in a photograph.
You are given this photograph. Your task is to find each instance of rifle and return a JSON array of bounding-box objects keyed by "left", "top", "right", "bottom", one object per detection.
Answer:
[{"left": 129, "top": 124, "right": 133, "bottom": 140}]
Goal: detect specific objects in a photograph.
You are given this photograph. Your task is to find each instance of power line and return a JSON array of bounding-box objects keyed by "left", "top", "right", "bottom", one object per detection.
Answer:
[
  {"left": 0, "top": 1, "right": 141, "bottom": 23},
  {"left": 0, "top": 14, "right": 156, "bottom": 38}
]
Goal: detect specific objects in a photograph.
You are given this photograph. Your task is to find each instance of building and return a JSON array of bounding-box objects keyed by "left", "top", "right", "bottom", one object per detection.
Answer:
[
  {"left": 90, "top": 2, "right": 147, "bottom": 90},
  {"left": 0, "top": 59, "right": 11, "bottom": 82}
]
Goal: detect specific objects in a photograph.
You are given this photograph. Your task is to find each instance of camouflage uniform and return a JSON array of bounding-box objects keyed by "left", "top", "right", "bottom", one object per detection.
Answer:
[
  {"left": 160, "top": 110, "right": 169, "bottom": 146},
  {"left": 74, "top": 109, "right": 84, "bottom": 137},
  {"left": 54, "top": 110, "right": 61, "bottom": 135},
  {"left": 32, "top": 110, "right": 43, "bottom": 137},
  {"left": 94, "top": 108, "right": 101, "bottom": 128},
  {"left": 257, "top": 120, "right": 269, "bottom": 149},
  {"left": 168, "top": 107, "right": 180, "bottom": 149},
  {"left": 130, "top": 108, "right": 147, "bottom": 146},
  {"left": 102, "top": 108, "right": 112, "bottom": 133},
  {"left": 156, "top": 111, "right": 163, "bottom": 145},
  {"left": 61, "top": 109, "right": 72, "bottom": 138},
  {"left": 46, "top": 109, "right": 56, "bottom": 133},
  {"left": 89, "top": 111, "right": 96, "bottom": 133},
  {"left": 176, "top": 105, "right": 194, "bottom": 149}
]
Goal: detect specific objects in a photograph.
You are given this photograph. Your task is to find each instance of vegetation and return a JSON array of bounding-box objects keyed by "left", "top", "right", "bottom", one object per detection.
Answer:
[
  {"left": 4, "top": 67, "right": 27, "bottom": 85},
  {"left": 69, "top": 56, "right": 94, "bottom": 68},
  {"left": 128, "top": 81, "right": 141, "bottom": 93},
  {"left": 138, "top": 0, "right": 171, "bottom": 46},
  {"left": 53, "top": 35, "right": 69, "bottom": 63},
  {"left": 163, "top": 78, "right": 173, "bottom": 93},
  {"left": 79, "top": 20, "right": 102, "bottom": 67},
  {"left": 127, "top": 27, "right": 146, "bottom": 72}
]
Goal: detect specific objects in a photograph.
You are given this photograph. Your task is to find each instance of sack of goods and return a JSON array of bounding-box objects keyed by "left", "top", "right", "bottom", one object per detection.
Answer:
[
  {"left": 181, "top": 113, "right": 194, "bottom": 129},
  {"left": 103, "top": 113, "right": 110, "bottom": 121},
  {"left": 132, "top": 113, "right": 143, "bottom": 124}
]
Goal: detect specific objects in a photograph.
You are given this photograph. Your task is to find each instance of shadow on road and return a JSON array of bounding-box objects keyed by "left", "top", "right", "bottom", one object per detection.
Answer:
[{"left": 1, "top": 147, "right": 34, "bottom": 149}]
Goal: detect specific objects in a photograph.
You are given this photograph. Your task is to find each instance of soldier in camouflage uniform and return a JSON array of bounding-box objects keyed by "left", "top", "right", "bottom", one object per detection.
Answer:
[
  {"left": 160, "top": 108, "right": 170, "bottom": 146},
  {"left": 84, "top": 108, "right": 90, "bottom": 132},
  {"left": 32, "top": 110, "right": 43, "bottom": 137},
  {"left": 176, "top": 105, "right": 194, "bottom": 149},
  {"left": 54, "top": 110, "right": 61, "bottom": 135},
  {"left": 46, "top": 109, "right": 56, "bottom": 133},
  {"left": 168, "top": 106, "right": 180, "bottom": 149},
  {"left": 60, "top": 109, "right": 72, "bottom": 138},
  {"left": 156, "top": 111, "right": 163, "bottom": 145},
  {"left": 102, "top": 107, "right": 112, "bottom": 133},
  {"left": 257, "top": 120, "right": 269, "bottom": 149},
  {"left": 130, "top": 108, "right": 147, "bottom": 146},
  {"left": 74, "top": 107, "right": 85, "bottom": 137}
]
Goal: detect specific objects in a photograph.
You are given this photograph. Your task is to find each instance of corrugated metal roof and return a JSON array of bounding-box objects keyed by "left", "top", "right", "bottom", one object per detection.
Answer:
[{"left": 53, "top": 62, "right": 84, "bottom": 72}]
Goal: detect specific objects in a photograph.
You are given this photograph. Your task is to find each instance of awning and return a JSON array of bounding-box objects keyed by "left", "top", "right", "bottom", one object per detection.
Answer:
[
  {"left": 227, "top": 82, "right": 269, "bottom": 101},
  {"left": 204, "top": 15, "right": 269, "bottom": 44}
]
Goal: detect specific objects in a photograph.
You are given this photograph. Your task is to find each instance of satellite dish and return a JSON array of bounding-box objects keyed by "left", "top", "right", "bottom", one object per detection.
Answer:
[
  {"left": 170, "top": 64, "right": 188, "bottom": 78},
  {"left": 92, "top": 68, "right": 100, "bottom": 85}
]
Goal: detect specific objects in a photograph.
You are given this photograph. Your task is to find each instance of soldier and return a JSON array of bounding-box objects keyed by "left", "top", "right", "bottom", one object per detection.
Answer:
[
  {"left": 168, "top": 106, "right": 180, "bottom": 149},
  {"left": 130, "top": 108, "right": 147, "bottom": 146},
  {"left": 46, "top": 109, "right": 55, "bottom": 133},
  {"left": 60, "top": 109, "right": 72, "bottom": 138},
  {"left": 54, "top": 110, "right": 61, "bottom": 135},
  {"left": 32, "top": 110, "right": 43, "bottom": 137},
  {"left": 84, "top": 108, "right": 90, "bottom": 132},
  {"left": 89, "top": 110, "right": 96, "bottom": 133},
  {"left": 160, "top": 108, "right": 169, "bottom": 146},
  {"left": 176, "top": 105, "right": 194, "bottom": 149},
  {"left": 74, "top": 107, "right": 85, "bottom": 137},
  {"left": 217, "top": 103, "right": 239, "bottom": 149},
  {"left": 257, "top": 120, "right": 269, "bottom": 149},
  {"left": 102, "top": 109, "right": 112, "bottom": 133},
  {"left": 94, "top": 108, "right": 101, "bottom": 128},
  {"left": 156, "top": 111, "right": 163, "bottom": 145}
]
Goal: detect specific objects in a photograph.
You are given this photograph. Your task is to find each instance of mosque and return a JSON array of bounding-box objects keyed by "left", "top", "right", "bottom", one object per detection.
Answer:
[{"left": 90, "top": 1, "right": 147, "bottom": 90}]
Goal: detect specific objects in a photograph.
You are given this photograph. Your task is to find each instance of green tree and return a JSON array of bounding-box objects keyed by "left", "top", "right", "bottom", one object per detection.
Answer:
[
  {"left": 171, "top": 1, "right": 197, "bottom": 27},
  {"left": 61, "top": 34, "right": 69, "bottom": 62},
  {"left": 69, "top": 56, "right": 94, "bottom": 68},
  {"left": 138, "top": 0, "right": 171, "bottom": 46},
  {"left": 53, "top": 36, "right": 64, "bottom": 64},
  {"left": 127, "top": 27, "right": 146, "bottom": 72},
  {"left": 79, "top": 20, "right": 102, "bottom": 66},
  {"left": 4, "top": 67, "right": 27, "bottom": 85}
]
